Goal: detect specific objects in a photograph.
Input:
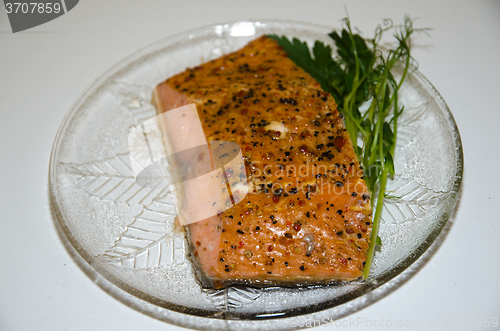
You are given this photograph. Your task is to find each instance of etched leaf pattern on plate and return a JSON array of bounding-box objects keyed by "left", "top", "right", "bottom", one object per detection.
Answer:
[
  {"left": 382, "top": 175, "right": 450, "bottom": 225},
  {"left": 97, "top": 188, "right": 186, "bottom": 269},
  {"left": 61, "top": 153, "right": 168, "bottom": 207},
  {"left": 205, "top": 286, "right": 262, "bottom": 310}
]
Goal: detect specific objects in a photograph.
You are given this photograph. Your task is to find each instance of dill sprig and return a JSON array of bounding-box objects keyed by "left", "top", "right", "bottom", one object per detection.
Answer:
[{"left": 269, "top": 16, "right": 429, "bottom": 278}]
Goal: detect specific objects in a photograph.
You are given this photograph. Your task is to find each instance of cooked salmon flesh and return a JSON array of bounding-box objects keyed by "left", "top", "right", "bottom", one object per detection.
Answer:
[{"left": 153, "top": 36, "right": 372, "bottom": 288}]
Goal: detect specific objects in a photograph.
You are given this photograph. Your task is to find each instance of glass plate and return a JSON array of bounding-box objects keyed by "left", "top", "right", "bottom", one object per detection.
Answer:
[{"left": 49, "top": 20, "right": 463, "bottom": 329}]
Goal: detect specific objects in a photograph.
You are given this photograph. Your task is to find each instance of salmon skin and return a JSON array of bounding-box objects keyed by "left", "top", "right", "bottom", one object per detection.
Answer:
[{"left": 153, "top": 36, "right": 372, "bottom": 288}]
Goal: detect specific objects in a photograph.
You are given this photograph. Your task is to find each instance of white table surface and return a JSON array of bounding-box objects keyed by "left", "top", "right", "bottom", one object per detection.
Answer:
[{"left": 1, "top": 1, "right": 499, "bottom": 330}]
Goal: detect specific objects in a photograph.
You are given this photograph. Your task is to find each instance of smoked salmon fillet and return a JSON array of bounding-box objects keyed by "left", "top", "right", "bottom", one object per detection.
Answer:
[{"left": 153, "top": 36, "right": 372, "bottom": 288}]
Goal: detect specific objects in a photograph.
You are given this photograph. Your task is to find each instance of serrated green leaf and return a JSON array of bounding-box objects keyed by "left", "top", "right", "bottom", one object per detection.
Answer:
[
  {"left": 383, "top": 122, "right": 395, "bottom": 145},
  {"left": 385, "top": 152, "right": 395, "bottom": 175}
]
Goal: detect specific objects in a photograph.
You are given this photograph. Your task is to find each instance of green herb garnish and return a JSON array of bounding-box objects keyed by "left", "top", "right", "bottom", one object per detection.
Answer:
[{"left": 269, "top": 16, "right": 428, "bottom": 279}]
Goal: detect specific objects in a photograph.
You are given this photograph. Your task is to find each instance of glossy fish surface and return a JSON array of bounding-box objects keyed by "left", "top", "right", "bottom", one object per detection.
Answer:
[{"left": 154, "top": 36, "right": 372, "bottom": 288}]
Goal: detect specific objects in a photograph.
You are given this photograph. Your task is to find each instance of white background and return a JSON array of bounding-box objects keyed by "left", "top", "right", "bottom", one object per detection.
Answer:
[{"left": 1, "top": 1, "right": 499, "bottom": 330}]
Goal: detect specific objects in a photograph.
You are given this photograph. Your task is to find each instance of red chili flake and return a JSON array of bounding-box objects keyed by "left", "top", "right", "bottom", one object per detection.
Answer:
[
  {"left": 272, "top": 195, "right": 280, "bottom": 204},
  {"left": 268, "top": 245, "right": 274, "bottom": 252},
  {"left": 240, "top": 108, "right": 248, "bottom": 115},
  {"left": 243, "top": 101, "right": 250, "bottom": 107},
  {"left": 194, "top": 251, "right": 198, "bottom": 256},
  {"left": 286, "top": 221, "right": 292, "bottom": 226},
  {"left": 299, "top": 145, "right": 309, "bottom": 153},
  {"left": 239, "top": 241, "right": 244, "bottom": 248},
  {"left": 346, "top": 228, "right": 354, "bottom": 234},
  {"left": 339, "top": 257, "right": 347, "bottom": 264},
  {"left": 196, "top": 241, "right": 201, "bottom": 246},
  {"left": 293, "top": 224, "right": 301, "bottom": 232},
  {"left": 245, "top": 146, "right": 252, "bottom": 151},
  {"left": 334, "top": 137, "right": 346, "bottom": 149},
  {"left": 298, "top": 200, "right": 304, "bottom": 206}
]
